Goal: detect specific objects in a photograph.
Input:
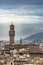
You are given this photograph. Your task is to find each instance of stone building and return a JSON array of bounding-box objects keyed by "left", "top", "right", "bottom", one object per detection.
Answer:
[{"left": 4, "top": 23, "right": 43, "bottom": 65}]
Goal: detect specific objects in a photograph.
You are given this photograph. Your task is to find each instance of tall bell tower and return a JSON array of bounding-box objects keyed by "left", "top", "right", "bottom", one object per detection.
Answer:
[{"left": 9, "top": 23, "right": 15, "bottom": 45}]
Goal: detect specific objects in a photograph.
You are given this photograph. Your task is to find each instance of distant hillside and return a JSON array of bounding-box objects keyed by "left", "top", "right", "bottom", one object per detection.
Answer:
[
  {"left": 0, "top": 41, "right": 9, "bottom": 43},
  {"left": 23, "top": 32, "right": 43, "bottom": 42}
]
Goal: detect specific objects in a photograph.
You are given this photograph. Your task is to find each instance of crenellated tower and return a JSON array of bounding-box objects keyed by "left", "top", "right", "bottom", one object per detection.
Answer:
[{"left": 9, "top": 23, "right": 15, "bottom": 45}]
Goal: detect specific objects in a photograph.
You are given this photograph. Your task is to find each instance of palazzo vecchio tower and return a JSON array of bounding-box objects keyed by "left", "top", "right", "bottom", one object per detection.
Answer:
[{"left": 9, "top": 23, "right": 15, "bottom": 45}]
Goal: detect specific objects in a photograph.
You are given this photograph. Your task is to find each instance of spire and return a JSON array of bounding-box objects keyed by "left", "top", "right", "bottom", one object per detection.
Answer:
[{"left": 11, "top": 21, "right": 13, "bottom": 25}]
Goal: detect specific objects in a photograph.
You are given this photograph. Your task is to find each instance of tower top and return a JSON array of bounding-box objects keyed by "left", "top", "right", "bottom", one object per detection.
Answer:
[
  {"left": 11, "top": 21, "right": 13, "bottom": 25},
  {"left": 10, "top": 22, "right": 14, "bottom": 27}
]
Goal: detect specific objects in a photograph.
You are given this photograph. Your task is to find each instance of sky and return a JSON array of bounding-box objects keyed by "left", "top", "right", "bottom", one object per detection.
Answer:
[
  {"left": 0, "top": 0, "right": 43, "bottom": 24},
  {"left": 0, "top": 0, "right": 43, "bottom": 40}
]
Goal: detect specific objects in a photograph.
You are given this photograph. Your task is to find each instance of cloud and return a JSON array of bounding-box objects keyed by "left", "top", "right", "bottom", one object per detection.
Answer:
[
  {"left": 0, "top": 14, "right": 39, "bottom": 24},
  {"left": 0, "top": 4, "right": 43, "bottom": 24},
  {"left": 0, "top": 0, "right": 43, "bottom": 40},
  {"left": 0, "top": 0, "right": 43, "bottom": 6}
]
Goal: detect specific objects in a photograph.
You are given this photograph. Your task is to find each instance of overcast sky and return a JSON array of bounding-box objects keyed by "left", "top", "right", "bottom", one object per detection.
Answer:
[
  {"left": 0, "top": 0, "right": 43, "bottom": 40},
  {"left": 0, "top": 0, "right": 43, "bottom": 24}
]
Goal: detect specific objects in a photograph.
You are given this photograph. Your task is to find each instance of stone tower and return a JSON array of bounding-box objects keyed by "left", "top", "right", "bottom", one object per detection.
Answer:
[
  {"left": 9, "top": 23, "right": 15, "bottom": 45},
  {"left": 20, "top": 38, "right": 22, "bottom": 45}
]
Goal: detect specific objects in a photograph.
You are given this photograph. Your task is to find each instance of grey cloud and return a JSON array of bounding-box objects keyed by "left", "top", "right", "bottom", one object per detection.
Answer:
[
  {"left": 0, "top": 5, "right": 43, "bottom": 17},
  {"left": 0, "top": 0, "right": 43, "bottom": 5}
]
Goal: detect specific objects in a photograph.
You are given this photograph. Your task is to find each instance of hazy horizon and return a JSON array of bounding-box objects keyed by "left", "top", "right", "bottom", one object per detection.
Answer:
[{"left": 0, "top": 23, "right": 43, "bottom": 41}]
